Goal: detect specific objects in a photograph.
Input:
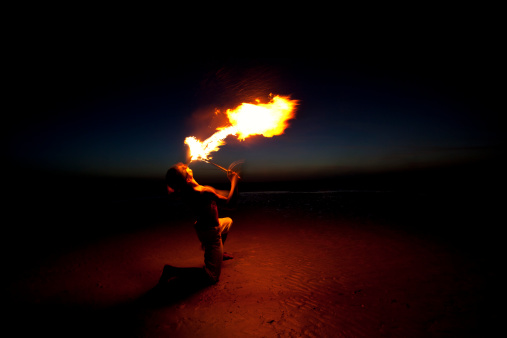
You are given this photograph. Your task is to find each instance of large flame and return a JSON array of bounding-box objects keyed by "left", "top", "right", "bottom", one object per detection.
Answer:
[{"left": 185, "top": 95, "right": 298, "bottom": 162}]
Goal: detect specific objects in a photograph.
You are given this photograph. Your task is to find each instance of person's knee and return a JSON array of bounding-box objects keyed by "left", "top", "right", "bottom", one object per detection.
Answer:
[{"left": 220, "top": 217, "right": 233, "bottom": 233}]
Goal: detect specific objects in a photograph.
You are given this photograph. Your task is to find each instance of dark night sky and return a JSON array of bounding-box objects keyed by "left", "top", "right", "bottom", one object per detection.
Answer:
[{"left": 6, "top": 17, "right": 503, "bottom": 190}]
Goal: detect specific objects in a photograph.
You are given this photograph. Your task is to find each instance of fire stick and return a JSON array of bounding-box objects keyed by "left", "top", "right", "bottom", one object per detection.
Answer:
[{"left": 203, "top": 160, "right": 242, "bottom": 180}]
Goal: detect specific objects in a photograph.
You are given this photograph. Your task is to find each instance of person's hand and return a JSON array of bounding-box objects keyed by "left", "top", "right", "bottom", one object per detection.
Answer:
[
  {"left": 227, "top": 160, "right": 243, "bottom": 181},
  {"left": 227, "top": 170, "right": 239, "bottom": 181}
]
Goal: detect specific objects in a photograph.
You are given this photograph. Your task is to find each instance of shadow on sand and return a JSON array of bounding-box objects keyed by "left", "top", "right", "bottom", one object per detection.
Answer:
[
  {"left": 10, "top": 267, "right": 212, "bottom": 337},
  {"left": 139, "top": 265, "right": 212, "bottom": 308}
]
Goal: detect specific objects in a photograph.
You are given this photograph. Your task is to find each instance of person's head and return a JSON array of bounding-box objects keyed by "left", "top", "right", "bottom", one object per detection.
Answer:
[{"left": 165, "top": 163, "right": 196, "bottom": 193}]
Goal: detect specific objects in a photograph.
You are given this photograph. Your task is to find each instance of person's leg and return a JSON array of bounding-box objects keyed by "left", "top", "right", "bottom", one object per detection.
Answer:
[
  {"left": 202, "top": 235, "right": 223, "bottom": 282},
  {"left": 196, "top": 226, "right": 224, "bottom": 283},
  {"left": 218, "top": 217, "right": 233, "bottom": 260},
  {"left": 218, "top": 217, "right": 233, "bottom": 241}
]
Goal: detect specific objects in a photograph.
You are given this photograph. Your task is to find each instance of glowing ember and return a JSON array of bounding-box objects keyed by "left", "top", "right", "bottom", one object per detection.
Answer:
[{"left": 185, "top": 95, "right": 298, "bottom": 162}]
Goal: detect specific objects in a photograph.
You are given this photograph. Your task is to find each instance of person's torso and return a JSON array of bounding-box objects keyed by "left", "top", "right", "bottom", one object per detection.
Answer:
[{"left": 190, "top": 189, "right": 219, "bottom": 227}]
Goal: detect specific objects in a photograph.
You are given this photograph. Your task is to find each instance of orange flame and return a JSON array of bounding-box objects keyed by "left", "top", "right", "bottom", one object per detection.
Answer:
[{"left": 185, "top": 95, "right": 298, "bottom": 161}]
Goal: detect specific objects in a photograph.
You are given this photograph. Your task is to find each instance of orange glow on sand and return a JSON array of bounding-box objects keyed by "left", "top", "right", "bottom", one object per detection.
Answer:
[{"left": 185, "top": 95, "right": 298, "bottom": 162}]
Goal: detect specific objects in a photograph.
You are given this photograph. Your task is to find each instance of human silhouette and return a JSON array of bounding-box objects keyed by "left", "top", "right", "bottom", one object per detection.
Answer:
[{"left": 159, "top": 162, "right": 239, "bottom": 285}]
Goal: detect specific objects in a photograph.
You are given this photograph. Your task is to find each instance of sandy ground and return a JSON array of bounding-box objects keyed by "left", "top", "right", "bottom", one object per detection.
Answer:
[{"left": 7, "top": 191, "right": 500, "bottom": 337}]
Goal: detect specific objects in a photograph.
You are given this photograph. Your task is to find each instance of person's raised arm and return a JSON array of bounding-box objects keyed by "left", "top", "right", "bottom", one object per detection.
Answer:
[
  {"left": 225, "top": 170, "right": 239, "bottom": 204},
  {"left": 203, "top": 170, "right": 239, "bottom": 205}
]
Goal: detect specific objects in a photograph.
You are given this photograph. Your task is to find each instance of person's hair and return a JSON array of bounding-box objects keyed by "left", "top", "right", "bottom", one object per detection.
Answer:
[{"left": 165, "top": 163, "right": 187, "bottom": 192}]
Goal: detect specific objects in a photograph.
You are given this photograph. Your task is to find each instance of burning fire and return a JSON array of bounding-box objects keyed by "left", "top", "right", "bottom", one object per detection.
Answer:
[{"left": 185, "top": 95, "right": 298, "bottom": 162}]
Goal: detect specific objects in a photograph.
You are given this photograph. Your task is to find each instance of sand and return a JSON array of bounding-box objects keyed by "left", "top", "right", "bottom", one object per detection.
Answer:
[{"left": 7, "top": 191, "right": 500, "bottom": 337}]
